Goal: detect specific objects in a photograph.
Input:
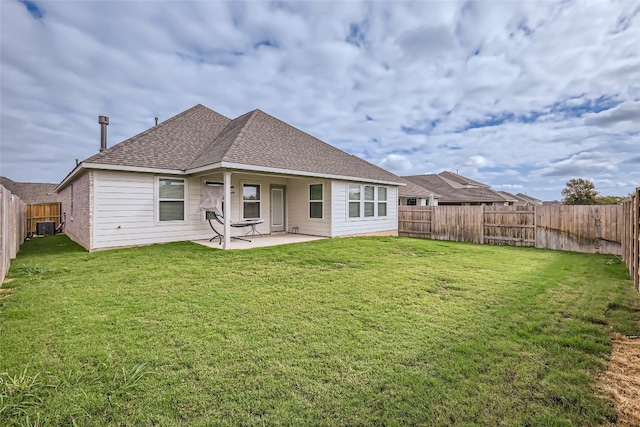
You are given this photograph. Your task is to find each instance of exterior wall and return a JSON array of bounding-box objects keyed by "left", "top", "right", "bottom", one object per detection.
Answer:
[
  {"left": 91, "top": 170, "right": 225, "bottom": 250},
  {"left": 223, "top": 172, "right": 289, "bottom": 237},
  {"left": 331, "top": 181, "right": 398, "bottom": 237},
  {"left": 58, "top": 171, "right": 92, "bottom": 250},
  {"left": 288, "top": 178, "right": 332, "bottom": 236},
  {"left": 91, "top": 171, "right": 296, "bottom": 250},
  {"left": 71, "top": 170, "right": 400, "bottom": 250}
]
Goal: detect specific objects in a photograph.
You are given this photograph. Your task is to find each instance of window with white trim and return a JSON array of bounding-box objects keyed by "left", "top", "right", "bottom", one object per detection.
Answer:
[
  {"left": 378, "top": 187, "right": 387, "bottom": 216},
  {"left": 348, "top": 184, "right": 389, "bottom": 218},
  {"left": 158, "top": 178, "right": 185, "bottom": 221},
  {"left": 309, "top": 184, "right": 323, "bottom": 219},
  {"left": 349, "top": 184, "right": 361, "bottom": 218},
  {"left": 243, "top": 184, "right": 261, "bottom": 219}
]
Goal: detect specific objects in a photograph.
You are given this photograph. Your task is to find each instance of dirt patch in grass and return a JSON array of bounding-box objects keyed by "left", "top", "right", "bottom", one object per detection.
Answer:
[
  {"left": 600, "top": 333, "right": 640, "bottom": 426},
  {"left": 0, "top": 286, "right": 15, "bottom": 298}
]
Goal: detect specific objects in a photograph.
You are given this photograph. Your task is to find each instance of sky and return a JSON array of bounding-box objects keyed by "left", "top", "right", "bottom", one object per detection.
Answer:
[{"left": 1, "top": 0, "right": 638, "bottom": 201}]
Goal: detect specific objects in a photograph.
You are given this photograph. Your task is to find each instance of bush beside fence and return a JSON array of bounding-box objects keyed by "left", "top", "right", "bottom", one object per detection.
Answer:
[{"left": 0, "top": 185, "right": 27, "bottom": 283}]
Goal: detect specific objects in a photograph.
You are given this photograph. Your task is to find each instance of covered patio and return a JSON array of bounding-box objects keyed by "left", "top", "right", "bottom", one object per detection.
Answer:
[{"left": 193, "top": 233, "right": 325, "bottom": 250}]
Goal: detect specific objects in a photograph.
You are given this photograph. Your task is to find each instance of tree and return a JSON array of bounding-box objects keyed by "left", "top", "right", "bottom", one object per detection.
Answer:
[
  {"left": 597, "top": 195, "right": 625, "bottom": 205},
  {"left": 561, "top": 178, "right": 599, "bottom": 205}
]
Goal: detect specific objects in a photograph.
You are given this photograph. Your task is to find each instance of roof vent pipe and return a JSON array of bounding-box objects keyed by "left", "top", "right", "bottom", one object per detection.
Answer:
[
  {"left": 98, "top": 115, "right": 109, "bottom": 151},
  {"left": 155, "top": 117, "right": 158, "bottom": 126}
]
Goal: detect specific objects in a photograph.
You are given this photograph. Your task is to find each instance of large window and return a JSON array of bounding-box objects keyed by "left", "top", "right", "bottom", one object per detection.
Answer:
[
  {"left": 309, "top": 184, "right": 323, "bottom": 219},
  {"left": 158, "top": 178, "right": 185, "bottom": 221},
  {"left": 243, "top": 184, "right": 261, "bottom": 219},
  {"left": 348, "top": 184, "right": 389, "bottom": 219}
]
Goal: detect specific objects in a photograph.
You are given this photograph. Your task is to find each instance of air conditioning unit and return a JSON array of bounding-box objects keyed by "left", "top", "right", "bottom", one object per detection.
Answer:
[{"left": 36, "top": 221, "right": 55, "bottom": 236}]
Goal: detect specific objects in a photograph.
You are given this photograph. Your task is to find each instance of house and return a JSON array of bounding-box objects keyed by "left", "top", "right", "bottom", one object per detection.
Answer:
[
  {"left": 498, "top": 191, "right": 543, "bottom": 206},
  {"left": 398, "top": 179, "right": 440, "bottom": 206},
  {"left": 55, "top": 104, "right": 405, "bottom": 251},
  {"left": 0, "top": 177, "right": 58, "bottom": 204},
  {"left": 402, "top": 171, "right": 514, "bottom": 206}
]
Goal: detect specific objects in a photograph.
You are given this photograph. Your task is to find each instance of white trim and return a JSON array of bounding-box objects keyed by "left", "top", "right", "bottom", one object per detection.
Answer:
[
  {"left": 155, "top": 176, "right": 188, "bottom": 223},
  {"left": 347, "top": 183, "right": 389, "bottom": 221},
  {"left": 56, "top": 160, "right": 405, "bottom": 193},
  {"left": 191, "top": 162, "right": 405, "bottom": 186},
  {"left": 309, "top": 182, "right": 324, "bottom": 220},
  {"left": 86, "top": 163, "right": 185, "bottom": 175},
  {"left": 240, "top": 181, "right": 262, "bottom": 220}
]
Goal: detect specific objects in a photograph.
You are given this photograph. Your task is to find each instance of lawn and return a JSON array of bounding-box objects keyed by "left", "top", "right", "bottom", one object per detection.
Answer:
[{"left": 1, "top": 235, "right": 639, "bottom": 426}]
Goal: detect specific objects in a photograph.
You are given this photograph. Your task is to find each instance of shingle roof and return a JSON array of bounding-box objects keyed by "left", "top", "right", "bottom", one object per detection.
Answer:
[
  {"left": 438, "top": 171, "right": 490, "bottom": 188},
  {"left": 403, "top": 174, "right": 509, "bottom": 203},
  {"left": 399, "top": 179, "right": 440, "bottom": 198},
  {"left": 84, "top": 105, "right": 231, "bottom": 170},
  {"left": 1, "top": 177, "right": 58, "bottom": 204},
  {"left": 80, "top": 105, "right": 402, "bottom": 184}
]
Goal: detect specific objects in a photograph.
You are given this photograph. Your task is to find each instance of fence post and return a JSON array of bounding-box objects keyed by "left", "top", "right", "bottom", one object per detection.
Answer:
[{"left": 480, "top": 205, "right": 485, "bottom": 245}]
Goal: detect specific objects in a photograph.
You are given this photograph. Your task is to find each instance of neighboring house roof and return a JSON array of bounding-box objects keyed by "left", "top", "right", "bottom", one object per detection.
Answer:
[
  {"left": 438, "top": 171, "right": 490, "bottom": 188},
  {"left": 0, "top": 177, "right": 58, "bottom": 204},
  {"left": 399, "top": 179, "right": 440, "bottom": 199},
  {"left": 497, "top": 191, "right": 523, "bottom": 204},
  {"left": 403, "top": 172, "right": 511, "bottom": 204},
  {"left": 60, "top": 104, "right": 403, "bottom": 190},
  {"left": 515, "top": 193, "right": 543, "bottom": 205}
]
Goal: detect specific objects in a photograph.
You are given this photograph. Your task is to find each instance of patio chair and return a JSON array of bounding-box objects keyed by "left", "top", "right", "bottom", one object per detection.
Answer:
[
  {"left": 199, "top": 183, "right": 264, "bottom": 244},
  {"left": 206, "top": 211, "right": 264, "bottom": 244}
]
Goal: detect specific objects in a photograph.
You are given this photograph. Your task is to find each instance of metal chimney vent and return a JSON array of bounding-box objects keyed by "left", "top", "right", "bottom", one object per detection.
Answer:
[{"left": 98, "top": 115, "right": 109, "bottom": 151}]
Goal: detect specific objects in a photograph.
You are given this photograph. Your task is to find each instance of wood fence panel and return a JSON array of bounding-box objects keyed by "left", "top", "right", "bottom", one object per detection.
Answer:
[
  {"left": 535, "top": 205, "right": 622, "bottom": 254},
  {"left": 483, "top": 205, "right": 535, "bottom": 246},
  {"left": 26, "top": 203, "right": 61, "bottom": 236},
  {"left": 400, "top": 204, "right": 622, "bottom": 254},
  {"left": 398, "top": 206, "right": 433, "bottom": 238},
  {"left": 622, "top": 188, "right": 640, "bottom": 291},
  {"left": 431, "top": 206, "right": 483, "bottom": 243},
  {"left": 0, "top": 185, "right": 27, "bottom": 284}
]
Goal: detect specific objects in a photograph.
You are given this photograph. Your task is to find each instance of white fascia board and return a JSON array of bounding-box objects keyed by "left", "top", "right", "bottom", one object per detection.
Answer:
[
  {"left": 55, "top": 163, "right": 186, "bottom": 192},
  {"left": 82, "top": 163, "right": 185, "bottom": 175},
  {"left": 186, "top": 162, "right": 405, "bottom": 186}
]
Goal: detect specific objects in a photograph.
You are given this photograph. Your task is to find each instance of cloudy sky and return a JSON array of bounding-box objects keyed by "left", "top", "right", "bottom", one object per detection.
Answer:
[{"left": 1, "top": 0, "right": 638, "bottom": 200}]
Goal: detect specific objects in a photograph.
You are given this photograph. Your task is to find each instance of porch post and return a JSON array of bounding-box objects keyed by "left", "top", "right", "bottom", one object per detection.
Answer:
[{"left": 223, "top": 171, "right": 231, "bottom": 249}]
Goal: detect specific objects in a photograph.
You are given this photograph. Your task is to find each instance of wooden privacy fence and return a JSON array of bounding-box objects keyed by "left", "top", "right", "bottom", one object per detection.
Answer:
[
  {"left": 399, "top": 204, "right": 623, "bottom": 255},
  {"left": 26, "top": 202, "right": 62, "bottom": 237},
  {"left": 0, "top": 185, "right": 27, "bottom": 284},
  {"left": 621, "top": 188, "right": 640, "bottom": 291}
]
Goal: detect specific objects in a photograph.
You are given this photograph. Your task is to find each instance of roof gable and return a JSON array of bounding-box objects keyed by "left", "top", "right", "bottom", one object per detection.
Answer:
[{"left": 403, "top": 174, "right": 508, "bottom": 203}]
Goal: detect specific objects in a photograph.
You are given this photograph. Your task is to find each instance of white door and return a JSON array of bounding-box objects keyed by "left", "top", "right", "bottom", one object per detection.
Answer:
[{"left": 271, "top": 187, "right": 285, "bottom": 233}]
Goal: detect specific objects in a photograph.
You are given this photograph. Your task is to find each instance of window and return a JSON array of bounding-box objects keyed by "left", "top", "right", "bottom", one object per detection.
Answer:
[
  {"left": 349, "top": 184, "right": 361, "bottom": 218},
  {"left": 406, "top": 198, "right": 417, "bottom": 206},
  {"left": 158, "top": 178, "right": 185, "bottom": 221},
  {"left": 364, "top": 185, "right": 375, "bottom": 217},
  {"left": 348, "top": 184, "right": 389, "bottom": 218},
  {"left": 309, "top": 184, "right": 323, "bottom": 219},
  {"left": 378, "top": 187, "right": 388, "bottom": 216},
  {"left": 243, "top": 184, "right": 260, "bottom": 219}
]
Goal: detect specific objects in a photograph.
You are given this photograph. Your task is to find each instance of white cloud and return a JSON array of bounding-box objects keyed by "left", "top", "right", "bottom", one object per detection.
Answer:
[{"left": 1, "top": 0, "right": 638, "bottom": 200}]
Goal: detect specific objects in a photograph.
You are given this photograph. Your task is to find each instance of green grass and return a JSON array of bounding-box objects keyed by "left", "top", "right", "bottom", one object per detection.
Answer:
[{"left": 1, "top": 235, "right": 639, "bottom": 426}]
